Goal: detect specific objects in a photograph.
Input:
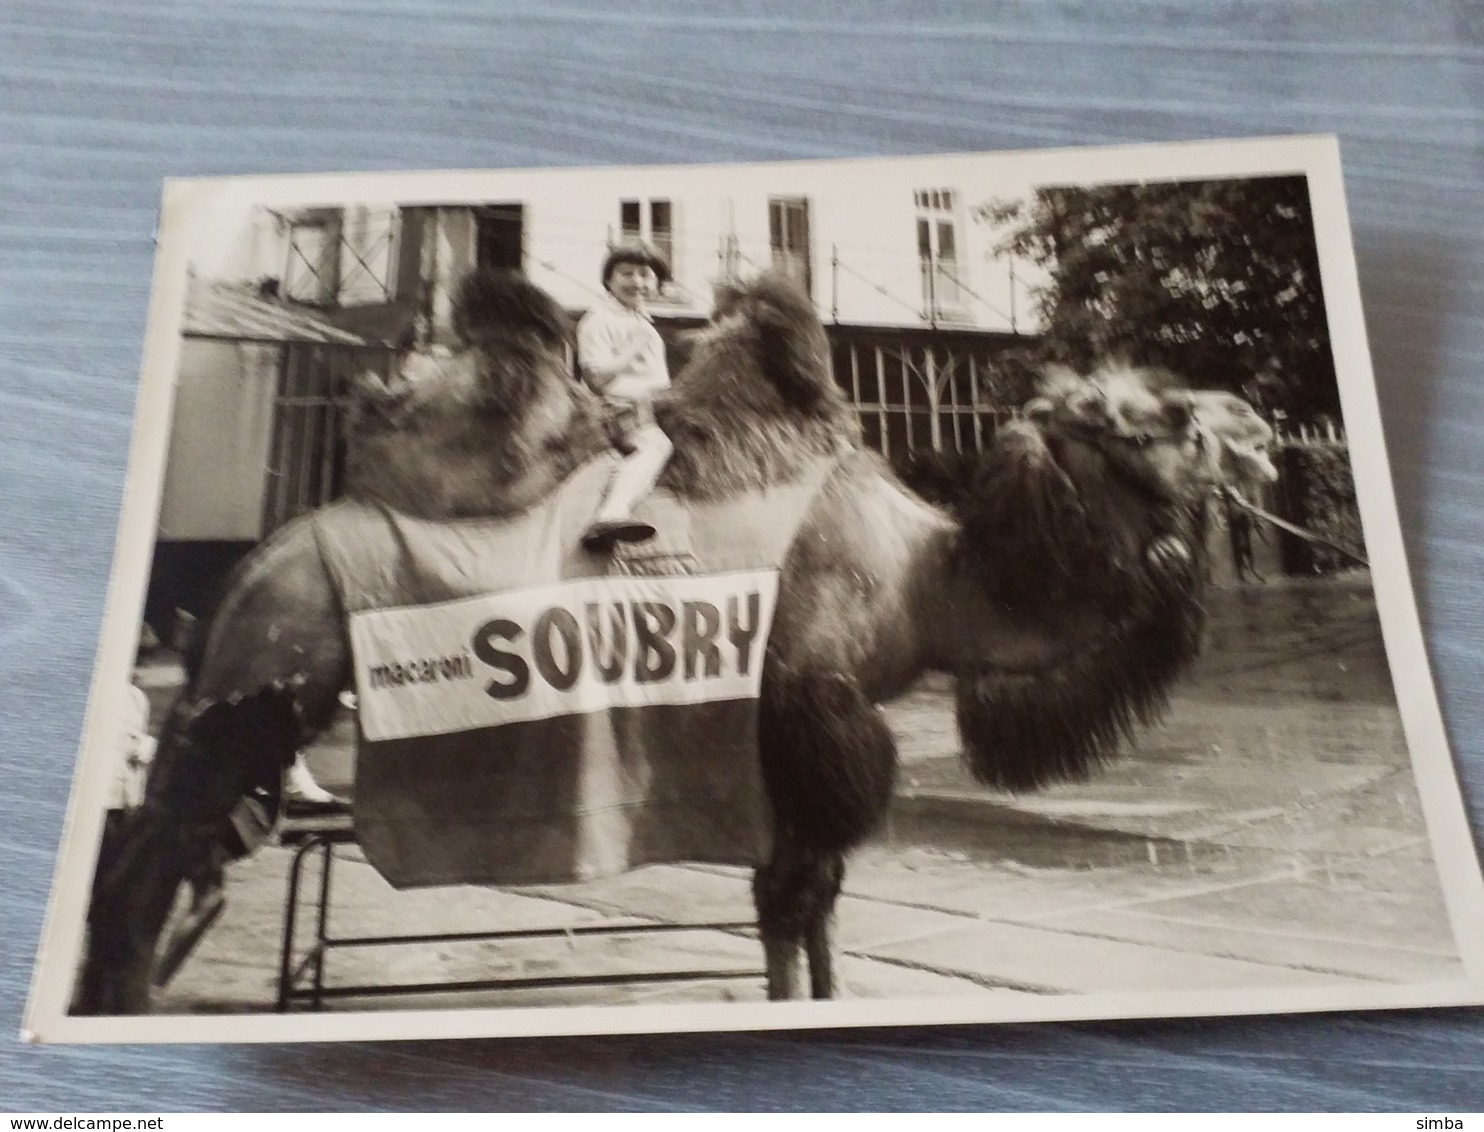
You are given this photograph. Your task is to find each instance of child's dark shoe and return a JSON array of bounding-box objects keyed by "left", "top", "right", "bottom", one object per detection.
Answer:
[{"left": 582, "top": 518, "right": 658, "bottom": 553}]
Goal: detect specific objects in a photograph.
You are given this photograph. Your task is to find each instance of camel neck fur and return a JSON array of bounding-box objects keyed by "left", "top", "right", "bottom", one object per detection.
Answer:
[{"left": 919, "top": 426, "right": 1212, "bottom": 792}]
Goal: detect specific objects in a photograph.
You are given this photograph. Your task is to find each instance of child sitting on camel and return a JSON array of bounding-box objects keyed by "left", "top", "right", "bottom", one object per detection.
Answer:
[{"left": 576, "top": 239, "right": 675, "bottom": 552}]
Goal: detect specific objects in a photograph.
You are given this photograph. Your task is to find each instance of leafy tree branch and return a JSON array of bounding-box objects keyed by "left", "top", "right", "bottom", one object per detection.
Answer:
[{"left": 980, "top": 176, "right": 1339, "bottom": 424}]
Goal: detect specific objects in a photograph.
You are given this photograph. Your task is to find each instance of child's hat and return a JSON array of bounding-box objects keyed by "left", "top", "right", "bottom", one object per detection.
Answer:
[{"left": 602, "top": 238, "right": 671, "bottom": 286}]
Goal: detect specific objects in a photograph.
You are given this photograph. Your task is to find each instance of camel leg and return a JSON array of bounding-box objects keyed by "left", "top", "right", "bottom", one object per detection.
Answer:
[
  {"left": 151, "top": 843, "right": 233, "bottom": 990},
  {"left": 761, "top": 937, "right": 803, "bottom": 1001},
  {"left": 75, "top": 685, "right": 305, "bottom": 1015},
  {"left": 805, "top": 899, "right": 840, "bottom": 1000},
  {"left": 76, "top": 811, "right": 192, "bottom": 1015},
  {"left": 754, "top": 667, "right": 897, "bottom": 1000},
  {"left": 753, "top": 836, "right": 844, "bottom": 1000}
]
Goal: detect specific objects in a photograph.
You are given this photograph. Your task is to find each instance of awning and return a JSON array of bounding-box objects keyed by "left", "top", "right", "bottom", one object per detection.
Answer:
[{"left": 182, "top": 277, "right": 375, "bottom": 346}]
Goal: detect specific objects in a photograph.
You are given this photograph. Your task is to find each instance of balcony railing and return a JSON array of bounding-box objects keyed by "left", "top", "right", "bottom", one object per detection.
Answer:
[{"left": 831, "top": 335, "right": 1018, "bottom": 458}]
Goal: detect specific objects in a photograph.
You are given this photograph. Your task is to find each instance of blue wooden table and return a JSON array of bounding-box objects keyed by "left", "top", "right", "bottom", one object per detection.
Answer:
[{"left": 3, "top": 0, "right": 1481, "bottom": 1111}]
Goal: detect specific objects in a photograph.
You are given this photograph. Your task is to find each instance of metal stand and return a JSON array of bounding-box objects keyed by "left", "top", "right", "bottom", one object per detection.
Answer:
[{"left": 274, "top": 819, "right": 762, "bottom": 1011}]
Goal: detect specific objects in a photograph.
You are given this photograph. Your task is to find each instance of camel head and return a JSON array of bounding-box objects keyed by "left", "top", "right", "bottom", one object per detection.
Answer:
[
  {"left": 955, "top": 364, "right": 1276, "bottom": 791},
  {"left": 1023, "top": 365, "right": 1277, "bottom": 505},
  {"left": 968, "top": 365, "right": 1276, "bottom": 608},
  {"left": 344, "top": 269, "right": 605, "bottom": 518}
]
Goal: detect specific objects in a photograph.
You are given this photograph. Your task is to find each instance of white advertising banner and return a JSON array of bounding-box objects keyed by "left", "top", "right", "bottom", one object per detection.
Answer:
[{"left": 348, "top": 568, "right": 780, "bottom": 742}]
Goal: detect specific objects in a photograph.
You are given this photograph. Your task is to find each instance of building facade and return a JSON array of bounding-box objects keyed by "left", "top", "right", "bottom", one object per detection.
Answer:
[
  {"left": 186, "top": 173, "right": 1037, "bottom": 487},
  {"left": 149, "top": 176, "right": 1038, "bottom": 629}
]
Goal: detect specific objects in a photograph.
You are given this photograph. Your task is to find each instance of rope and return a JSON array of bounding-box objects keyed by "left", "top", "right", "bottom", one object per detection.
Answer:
[
  {"left": 832, "top": 259, "right": 923, "bottom": 318},
  {"left": 530, "top": 259, "right": 609, "bottom": 304},
  {"left": 931, "top": 264, "right": 1014, "bottom": 325},
  {"left": 1225, "top": 489, "right": 1369, "bottom": 569}
]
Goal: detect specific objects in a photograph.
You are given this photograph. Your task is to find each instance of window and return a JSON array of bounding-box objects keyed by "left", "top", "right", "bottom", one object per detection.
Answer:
[
  {"left": 282, "top": 206, "right": 405, "bottom": 308},
  {"left": 476, "top": 203, "right": 525, "bottom": 272},
  {"left": 618, "top": 198, "right": 675, "bottom": 282},
  {"left": 914, "top": 188, "right": 964, "bottom": 321},
  {"left": 284, "top": 209, "right": 342, "bottom": 306},
  {"left": 768, "top": 197, "right": 811, "bottom": 296},
  {"left": 336, "top": 206, "right": 400, "bottom": 305},
  {"left": 262, "top": 344, "right": 394, "bottom": 532}
]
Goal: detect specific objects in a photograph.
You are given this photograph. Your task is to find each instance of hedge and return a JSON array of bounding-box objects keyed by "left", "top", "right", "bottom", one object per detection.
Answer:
[{"left": 1273, "top": 441, "right": 1366, "bottom": 575}]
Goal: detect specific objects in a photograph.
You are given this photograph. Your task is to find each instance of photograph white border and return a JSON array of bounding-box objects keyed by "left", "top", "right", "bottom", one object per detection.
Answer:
[{"left": 24, "top": 134, "right": 1484, "bottom": 1044}]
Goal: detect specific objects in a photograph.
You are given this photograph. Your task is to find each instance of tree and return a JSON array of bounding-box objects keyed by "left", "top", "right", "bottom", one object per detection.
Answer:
[{"left": 981, "top": 176, "right": 1339, "bottom": 423}]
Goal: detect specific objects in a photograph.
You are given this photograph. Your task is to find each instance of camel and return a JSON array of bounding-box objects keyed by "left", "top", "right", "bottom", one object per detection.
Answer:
[{"left": 75, "top": 269, "right": 1275, "bottom": 1013}]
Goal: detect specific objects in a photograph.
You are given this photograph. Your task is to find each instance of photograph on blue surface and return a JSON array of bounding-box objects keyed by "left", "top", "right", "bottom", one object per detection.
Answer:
[{"left": 24, "top": 136, "right": 1484, "bottom": 1043}]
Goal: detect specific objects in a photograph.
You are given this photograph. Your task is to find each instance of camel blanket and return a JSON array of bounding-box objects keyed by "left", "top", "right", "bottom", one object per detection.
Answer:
[{"left": 312, "top": 453, "right": 836, "bottom": 888}]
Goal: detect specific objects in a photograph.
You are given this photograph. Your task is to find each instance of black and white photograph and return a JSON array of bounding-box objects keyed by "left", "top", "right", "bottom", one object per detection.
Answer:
[{"left": 24, "top": 137, "right": 1484, "bottom": 1044}]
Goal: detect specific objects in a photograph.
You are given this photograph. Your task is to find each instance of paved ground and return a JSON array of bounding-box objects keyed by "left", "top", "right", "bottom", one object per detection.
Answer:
[{"left": 130, "top": 574, "right": 1463, "bottom": 1015}]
